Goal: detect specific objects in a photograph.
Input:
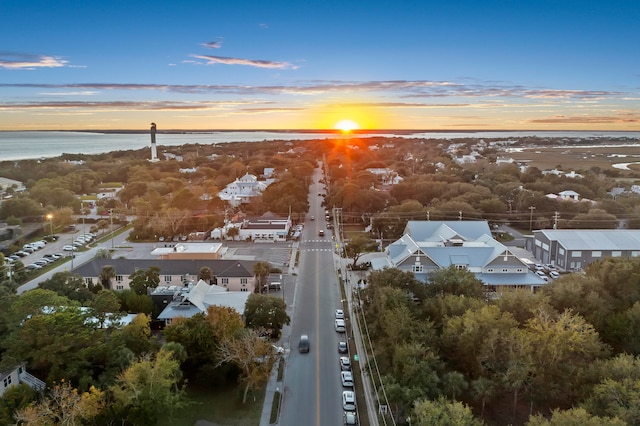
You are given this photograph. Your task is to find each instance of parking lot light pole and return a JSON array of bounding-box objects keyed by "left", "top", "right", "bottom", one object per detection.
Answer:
[{"left": 46, "top": 214, "right": 53, "bottom": 239}]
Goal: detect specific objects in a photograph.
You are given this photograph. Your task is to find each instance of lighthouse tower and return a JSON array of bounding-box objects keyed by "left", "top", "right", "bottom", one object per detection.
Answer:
[{"left": 149, "top": 122, "right": 159, "bottom": 162}]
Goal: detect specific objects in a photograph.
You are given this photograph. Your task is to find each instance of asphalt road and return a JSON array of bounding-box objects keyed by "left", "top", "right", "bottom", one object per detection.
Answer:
[{"left": 279, "top": 167, "right": 345, "bottom": 425}]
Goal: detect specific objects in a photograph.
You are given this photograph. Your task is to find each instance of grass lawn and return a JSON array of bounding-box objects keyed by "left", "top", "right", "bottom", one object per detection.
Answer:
[{"left": 158, "top": 384, "right": 264, "bottom": 426}]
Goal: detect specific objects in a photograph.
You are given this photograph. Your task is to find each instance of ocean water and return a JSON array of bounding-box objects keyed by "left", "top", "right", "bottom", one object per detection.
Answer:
[{"left": 0, "top": 130, "right": 638, "bottom": 162}]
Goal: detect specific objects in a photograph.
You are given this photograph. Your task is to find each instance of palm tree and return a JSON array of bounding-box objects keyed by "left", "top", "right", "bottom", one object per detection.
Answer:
[
  {"left": 100, "top": 265, "right": 116, "bottom": 290},
  {"left": 253, "top": 262, "right": 271, "bottom": 293}
]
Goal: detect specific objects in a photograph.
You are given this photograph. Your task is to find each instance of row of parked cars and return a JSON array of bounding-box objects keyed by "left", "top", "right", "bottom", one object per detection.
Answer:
[
  {"left": 335, "top": 309, "right": 358, "bottom": 425},
  {"left": 5, "top": 240, "right": 66, "bottom": 271},
  {"left": 62, "top": 232, "right": 97, "bottom": 251}
]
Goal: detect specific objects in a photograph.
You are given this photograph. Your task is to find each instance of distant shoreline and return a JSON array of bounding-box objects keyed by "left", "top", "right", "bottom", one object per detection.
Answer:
[{"left": 2, "top": 129, "right": 638, "bottom": 135}]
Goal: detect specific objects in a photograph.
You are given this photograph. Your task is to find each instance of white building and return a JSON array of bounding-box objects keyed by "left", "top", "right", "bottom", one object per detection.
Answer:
[{"left": 218, "top": 173, "right": 275, "bottom": 207}]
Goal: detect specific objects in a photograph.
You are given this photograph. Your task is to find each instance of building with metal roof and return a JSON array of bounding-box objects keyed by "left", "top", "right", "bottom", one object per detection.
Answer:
[
  {"left": 378, "top": 221, "right": 547, "bottom": 293},
  {"left": 525, "top": 229, "right": 640, "bottom": 272}
]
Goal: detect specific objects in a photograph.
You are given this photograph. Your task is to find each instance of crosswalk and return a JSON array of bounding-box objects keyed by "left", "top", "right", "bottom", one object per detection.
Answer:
[{"left": 299, "top": 239, "right": 333, "bottom": 252}]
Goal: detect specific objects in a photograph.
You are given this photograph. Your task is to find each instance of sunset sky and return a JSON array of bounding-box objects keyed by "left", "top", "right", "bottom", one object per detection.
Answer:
[{"left": 1, "top": 0, "right": 639, "bottom": 131}]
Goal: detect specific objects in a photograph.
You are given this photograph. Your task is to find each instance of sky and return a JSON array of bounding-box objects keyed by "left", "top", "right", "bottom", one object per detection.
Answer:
[{"left": 1, "top": 0, "right": 639, "bottom": 131}]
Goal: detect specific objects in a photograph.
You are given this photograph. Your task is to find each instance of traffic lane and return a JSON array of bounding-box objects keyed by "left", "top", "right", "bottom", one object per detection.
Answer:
[
  {"left": 280, "top": 248, "right": 319, "bottom": 424},
  {"left": 280, "top": 239, "right": 343, "bottom": 426},
  {"left": 316, "top": 247, "right": 345, "bottom": 426}
]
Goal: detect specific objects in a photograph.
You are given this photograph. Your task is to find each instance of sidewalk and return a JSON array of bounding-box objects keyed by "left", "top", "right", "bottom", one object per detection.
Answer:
[{"left": 259, "top": 243, "right": 298, "bottom": 426}]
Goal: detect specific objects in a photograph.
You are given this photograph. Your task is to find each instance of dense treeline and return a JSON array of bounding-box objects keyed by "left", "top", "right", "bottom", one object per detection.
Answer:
[
  {"left": 361, "top": 258, "right": 640, "bottom": 425},
  {"left": 0, "top": 274, "right": 288, "bottom": 424}
]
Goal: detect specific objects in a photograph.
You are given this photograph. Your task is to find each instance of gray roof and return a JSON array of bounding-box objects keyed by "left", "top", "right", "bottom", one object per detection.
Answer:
[
  {"left": 73, "top": 258, "right": 255, "bottom": 278},
  {"left": 537, "top": 229, "right": 640, "bottom": 251},
  {"left": 404, "top": 220, "right": 492, "bottom": 242},
  {"left": 157, "top": 280, "right": 251, "bottom": 320}
]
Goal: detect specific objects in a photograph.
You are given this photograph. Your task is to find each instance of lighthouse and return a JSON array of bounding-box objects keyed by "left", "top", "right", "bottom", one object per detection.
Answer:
[{"left": 149, "top": 122, "right": 159, "bottom": 162}]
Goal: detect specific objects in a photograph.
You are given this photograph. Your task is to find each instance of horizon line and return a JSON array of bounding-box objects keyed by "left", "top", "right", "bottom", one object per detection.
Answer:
[{"left": 2, "top": 129, "right": 639, "bottom": 134}]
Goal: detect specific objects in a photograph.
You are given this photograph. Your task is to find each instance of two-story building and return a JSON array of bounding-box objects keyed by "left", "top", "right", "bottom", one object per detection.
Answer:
[
  {"left": 375, "top": 221, "right": 547, "bottom": 293},
  {"left": 525, "top": 229, "right": 640, "bottom": 271},
  {"left": 72, "top": 258, "right": 256, "bottom": 292}
]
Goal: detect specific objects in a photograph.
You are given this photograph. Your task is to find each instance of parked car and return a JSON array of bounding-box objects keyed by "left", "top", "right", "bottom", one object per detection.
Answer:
[
  {"left": 341, "top": 371, "right": 354, "bottom": 387},
  {"left": 342, "top": 391, "right": 356, "bottom": 411},
  {"left": 335, "top": 309, "right": 345, "bottom": 319},
  {"left": 22, "top": 247, "right": 35, "bottom": 254},
  {"left": 14, "top": 251, "right": 29, "bottom": 257},
  {"left": 335, "top": 319, "right": 346, "bottom": 333},
  {"left": 24, "top": 264, "right": 42, "bottom": 270},
  {"left": 63, "top": 245, "right": 77, "bottom": 251},
  {"left": 344, "top": 411, "right": 358, "bottom": 425},
  {"left": 549, "top": 271, "right": 560, "bottom": 279},
  {"left": 338, "top": 341, "right": 348, "bottom": 354},
  {"left": 44, "top": 253, "right": 62, "bottom": 260},
  {"left": 7, "top": 255, "right": 20, "bottom": 262},
  {"left": 340, "top": 356, "right": 351, "bottom": 371}
]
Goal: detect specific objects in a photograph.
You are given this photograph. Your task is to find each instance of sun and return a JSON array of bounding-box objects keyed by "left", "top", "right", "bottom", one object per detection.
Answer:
[{"left": 334, "top": 119, "right": 359, "bottom": 133}]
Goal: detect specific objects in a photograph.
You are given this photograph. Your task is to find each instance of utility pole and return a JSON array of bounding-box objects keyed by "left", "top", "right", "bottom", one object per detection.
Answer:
[
  {"left": 109, "top": 208, "right": 114, "bottom": 249},
  {"left": 529, "top": 206, "right": 536, "bottom": 231}
]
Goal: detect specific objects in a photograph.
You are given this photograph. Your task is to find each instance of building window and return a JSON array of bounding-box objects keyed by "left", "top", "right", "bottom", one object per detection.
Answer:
[
  {"left": 487, "top": 268, "right": 494, "bottom": 273},
  {"left": 571, "top": 251, "right": 581, "bottom": 257},
  {"left": 592, "top": 251, "right": 602, "bottom": 258},
  {"left": 454, "top": 265, "right": 467, "bottom": 270},
  {"left": 559, "top": 248, "right": 565, "bottom": 255},
  {"left": 412, "top": 265, "right": 423, "bottom": 273},
  {"left": 502, "top": 268, "right": 509, "bottom": 273},
  {"left": 84, "top": 278, "right": 92, "bottom": 285},
  {"left": 116, "top": 285, "right": 124, "bottom": 290},
  {"left": 516, "top": 268, "right": 524, "bottom": 272},
  {"left": 221, "top": 278, "right": 229, "bottom": 285},
  {"left": 241, "top": 288, "right": 247, "bottom": 292},
  {"left": 612, "top": 251, "right": 622, "bottom": 257},
  {"left": 116, "top": 275, "right": 123, "bottom": 282},
  {"left": 632, "top": 251, "right": 640, "bottom": 257},
  {"left": 164, "top": 276, "right": 172, "bottom": 282},
  {"left": 241, "top": 278, "right": 248, "bottom": 285}
]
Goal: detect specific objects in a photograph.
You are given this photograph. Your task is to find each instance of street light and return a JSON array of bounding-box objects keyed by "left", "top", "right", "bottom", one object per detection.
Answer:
[{"left": 46, "top": 214, "right": 53, "bottom": 240}]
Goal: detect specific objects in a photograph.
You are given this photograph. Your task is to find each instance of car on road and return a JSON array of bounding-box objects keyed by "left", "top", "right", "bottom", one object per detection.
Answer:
[
  {"left": 298, "top": 334, "right": 309, "bottom": 353},
  {"left": 63, "top": 245, "right": 77, "bottom": 251},
  {"left": 344, "top": 411, "right": 358, "bottom": 425},
  {"left": 340, "top": 356, "right": 351, "bottom": 371},
  {"left": 338, "top": 341, "right": 348, "bottom": 354},
  {"left": 310, "top": 216, "right": 315, "bottom": 221},
  {"left": 335, "top": 319, "right": 346, "bottom": 333},
  {"left": 341, "top": 371, "right": 354, "bottom": 387},
  {"left": 318, "top": 230, "right": 325, "bottom": 237},
  {"left": 342, "top": 391, "right": 356, "bottom": 411},
  {"left": 335, "top": 309, "right": 345, "bottom": 319}
]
